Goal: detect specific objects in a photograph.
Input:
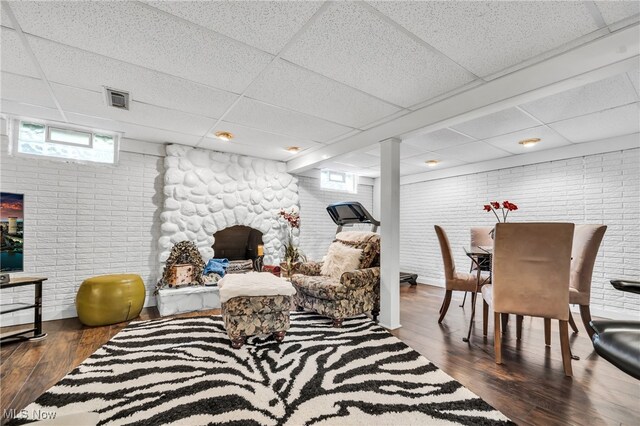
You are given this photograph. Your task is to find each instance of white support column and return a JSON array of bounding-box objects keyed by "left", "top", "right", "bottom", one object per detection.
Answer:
[{"left": 379, "top": 138, "right": 401, "bottom": 330}]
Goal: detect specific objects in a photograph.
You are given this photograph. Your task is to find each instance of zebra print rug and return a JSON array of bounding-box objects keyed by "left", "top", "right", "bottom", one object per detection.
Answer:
[{"left": 19, "top": 313, "right": 512, "bottom": 425}]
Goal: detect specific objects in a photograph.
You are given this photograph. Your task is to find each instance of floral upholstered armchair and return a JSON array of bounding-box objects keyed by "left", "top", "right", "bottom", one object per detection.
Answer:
[{"left": 291, "top": 231, "right": 380, "bottom": 327}]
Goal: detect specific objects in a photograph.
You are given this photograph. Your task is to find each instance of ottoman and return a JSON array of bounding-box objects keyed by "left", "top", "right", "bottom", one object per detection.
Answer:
[
  {"left": 76, "top": 274, "right": 145, "bottom": 326},
  {"left": 219, "top": 272, "right": 296, "bottom": 349}
]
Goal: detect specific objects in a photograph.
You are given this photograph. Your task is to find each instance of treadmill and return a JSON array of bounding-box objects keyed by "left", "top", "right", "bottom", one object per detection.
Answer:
[{"left": 326, "top": 202, "right": 417, "bottom": 286}]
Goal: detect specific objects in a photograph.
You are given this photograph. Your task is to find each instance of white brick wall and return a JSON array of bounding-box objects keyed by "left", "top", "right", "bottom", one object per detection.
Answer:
[
  {"left": 0, "top": 140, "right": 164, "bottom": 325},
  {"left": 399, "top": 148, "right": 640, "bottom": 319},
  {"left": 297, "top": 176, "right": 374, "bottom": 261}
]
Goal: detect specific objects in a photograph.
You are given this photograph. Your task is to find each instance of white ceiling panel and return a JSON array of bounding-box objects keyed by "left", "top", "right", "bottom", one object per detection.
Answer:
[
  {"left": 451, "top": 107, "right": 541, "bottom": 140},
  {"left": 484, "top": 125, "right": 572, "bottom": 154},
  {"left": 401, "top": 151, "right": 468, "bottom": 168},
  {"left": 211, "top": 120, "right": 323, "bottom": 153},
  {"left": 281, "top": 1, "right": 474, "bottom": 107},
  {"left": 333, "top": 152, "right": 380, "bottom": 168},
  {"left": 548, "top": 103, "right": 640, "bottom": 143},
  {"left": 521, "top": 74, "right": 639, "bottom": 123},
  {"left": 223, "top": 97, "right": 353, "bottom": 143},
  {"left": 399, "top": 162, "right": 430, "bottom": 176},
  {"left": 0, "top": 73, "right": 55, "bottom": 108},
  {"left": 403, "top": 128, "right": 475, "bottom": 151},
  {"left": 595, "top": 1, "right": 640, "bottom": 26},
  {"left": 1, "top": 11, "right": 14, "bottom": 29},
  {"left": 142, "top": 1, "right": 323, "bottom": 55},
  {"left": 245, "top": 59, "right": 402, "bottom": 129},
  {"left": 0, "top": 99, "right": 64, "bottom": 122},
  {"left": 0, "top": 28, "right": 39, "bottom": 78},
  {"left": 28, "top": 36, "right": 238, "bottom": 119},
  {"left": 433, "top": 141, "right": 510, "bottom": 163},
  {"left": 366, "top": 142, "right": 430, "bottom": 159},
  {"left": 369, "top": 1, "right": 599, "bottom": 78},
  {"left": 9, "top": 1, "right": 273, "bottom": 93},
  {"left": 52, "top": 84, "right": 216, "bottom": 137},
  {"left": 629, "top": 67, "right": 640, "bottom": 96},
  {"left": 199, "top": 136, "right": 294, "bottom": 162}
]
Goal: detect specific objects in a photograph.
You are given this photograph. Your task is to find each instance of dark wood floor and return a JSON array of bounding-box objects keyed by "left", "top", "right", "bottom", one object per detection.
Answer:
[{"left": 1, "top": 284, "right": 638, "bottom": 425}]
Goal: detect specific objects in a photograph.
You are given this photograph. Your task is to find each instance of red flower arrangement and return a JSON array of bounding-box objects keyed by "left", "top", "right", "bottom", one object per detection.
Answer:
[
  {"left": 279, "top": 209, "right": 300, "bottom": 229},
  {"left": 279, "top": 208, "right": 305, "bottom": 275},
  {"left": 483, "top": 200, "right": 518, "bottom": 223}
]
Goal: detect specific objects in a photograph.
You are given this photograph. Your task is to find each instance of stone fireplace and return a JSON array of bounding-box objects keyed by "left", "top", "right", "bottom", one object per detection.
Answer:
[{"left": 158, "top": 145, "right": 299, "bottom": 267}]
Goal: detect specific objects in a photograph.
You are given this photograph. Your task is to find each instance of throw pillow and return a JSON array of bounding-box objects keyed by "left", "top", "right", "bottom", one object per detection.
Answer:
[{"left": 321, "top": 242, "right": 363, "bottom": 279}]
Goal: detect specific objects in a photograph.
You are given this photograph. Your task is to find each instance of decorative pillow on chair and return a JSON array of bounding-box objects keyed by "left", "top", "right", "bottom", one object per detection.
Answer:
[{"left": 321, "top": 242, "right": 363, "bottom": 279}]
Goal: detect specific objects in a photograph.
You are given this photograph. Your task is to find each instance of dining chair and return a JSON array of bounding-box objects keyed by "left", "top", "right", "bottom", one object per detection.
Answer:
[
  {"left": 460, "top": 226, "right": 494, "bottom": 307},
  {"left": 567, "top": 224, "right": 607, "bottom": 338},
  {"left": 481, "top": 222, "right": 575, "bottom": 376},
  {"left": 434, "top": 225, "right": 489, "bottom": 324}
]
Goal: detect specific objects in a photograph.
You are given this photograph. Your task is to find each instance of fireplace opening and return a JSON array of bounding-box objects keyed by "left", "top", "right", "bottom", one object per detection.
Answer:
[{"left": 212, "top": 225, "right": 263, "bottom": 262}]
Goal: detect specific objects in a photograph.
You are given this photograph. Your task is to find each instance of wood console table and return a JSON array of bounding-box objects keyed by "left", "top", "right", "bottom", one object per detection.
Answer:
[{"left": 0, "top": 277, "right": 47, "bottom": 344}]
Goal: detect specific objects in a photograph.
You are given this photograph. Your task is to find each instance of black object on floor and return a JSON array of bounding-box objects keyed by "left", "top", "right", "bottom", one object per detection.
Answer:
[{"left": 590, "top": 279, "right": 640, "bottom": 380}]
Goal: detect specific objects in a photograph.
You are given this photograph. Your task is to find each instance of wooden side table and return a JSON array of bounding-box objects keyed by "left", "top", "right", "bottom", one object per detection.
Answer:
[{"left": 0, "top": 277, "right": 47, "bottom": 344}]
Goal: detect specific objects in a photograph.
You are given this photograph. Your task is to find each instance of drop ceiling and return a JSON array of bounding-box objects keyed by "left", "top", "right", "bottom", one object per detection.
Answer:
[{"left": 0, "top": 0, "right": 638, "bottom": 170}]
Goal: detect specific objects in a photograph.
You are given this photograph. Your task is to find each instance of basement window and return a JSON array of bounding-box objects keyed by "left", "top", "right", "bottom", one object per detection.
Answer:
[
  {"left": 320, "top": 169, "right": 358, "bottom": 194},
  {"left": 10, "top": 119, "right": 119, "bottom": 164}
]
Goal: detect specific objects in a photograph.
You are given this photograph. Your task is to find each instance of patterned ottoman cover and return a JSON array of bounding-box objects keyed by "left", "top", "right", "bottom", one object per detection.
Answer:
[{"left": 219, "top": 272, "right": 296, "bottom": 349}]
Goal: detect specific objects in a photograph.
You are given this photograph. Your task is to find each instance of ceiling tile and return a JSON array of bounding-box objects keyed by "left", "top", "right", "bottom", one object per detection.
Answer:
[
  {"left": 224, "top": 97, "right": 353, "bottom": 142},
  {"left": 484, "top": 125, "right": 572, "bottom": 154},
  {"left": 451, "top": 107, "right": 541, "bottom": 140},
  {"left": 212, "top": 120, "right": 323, "bottom": 154},
  {"left": 628, "top": 67, "right": 640, "bottom": 96},
  {"left": 0, "top": 28, "right": 39, "bottom": 78},
  {"left": 142, "top": 1, "right": 323, "bottom": 55},
  {"left": 403, "top": 128, "right": 475, "bottom": 151},
  {"left": 245, "top": 59, "right": 402, "bottom": 128},
  {"left": 333, "top": 152, "right": 380, "bottom": 168},
  {"left": 65, "top": 112, "right": 201, "bottom": 146},
  {"left": 1, "top": 11, "right": 14, "bottom": 29},
  {"left": 595, "top": 1, "right": 640, "bottom": 26},
  {"left": 10, "top": 1, "right": 273, "bottom": 92},
  {"left": 400, "top": 162, "right": 430, "bottom": 176},
  {"left": 28, "top": 36, "right": 238, "bottom": 119},
  {"left": 281, "top": 2, "right": 474, "bottom": 107},
  {"left": 366, "top": 142, "right": 430, "bottom": 159},
  {"left": 521, "top": 73, "right": 639, "bottom": 123},
  {"left": 0, "top": 99, "right": 64, "bottom": 122},
  {"left": 369, "top": 1, "right": 599, "bottom": 78},
  {"left": 1, "top": 73, "right": 55, "bottom": 108},
  {"left": 401, "top": 151, "right": 468, "bottom": 169},
  {"left": 548, "top": 103, "right": 640, "bottom": 143},
  {"left": 433, "top": 141, "right": 510, "bottom": 163},
  {"left": 199, "top": 137, "right": 294, "bottom": 162},
  {"left": 52, "top": 84, "right": 216, "bottom": 137}
]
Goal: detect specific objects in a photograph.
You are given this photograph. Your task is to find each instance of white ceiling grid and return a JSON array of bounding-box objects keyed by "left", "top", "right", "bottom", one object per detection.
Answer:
[{"left": 0, "top": 0, "right": 638, "bottom": 169}]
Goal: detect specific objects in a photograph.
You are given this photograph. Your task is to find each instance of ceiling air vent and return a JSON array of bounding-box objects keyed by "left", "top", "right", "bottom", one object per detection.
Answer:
[{"left": 104, "top": 87, "right": 130, "bottom": 110}]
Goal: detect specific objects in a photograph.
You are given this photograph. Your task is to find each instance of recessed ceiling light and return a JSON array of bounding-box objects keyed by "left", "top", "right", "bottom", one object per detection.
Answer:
[
  {"left": 286, "top": 146, "right": 301, "bottom": 153},
  {"left": 215, "top": 131, "right": 234, "bottom": 141},
  {"left": 425, "top": 160, "right": 439, "bottom": 167},
  {"left": 518, "top": 137, "right": 540, "bottom": 148}
]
